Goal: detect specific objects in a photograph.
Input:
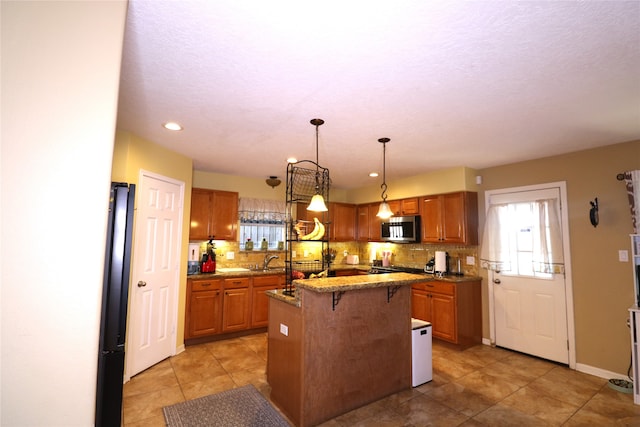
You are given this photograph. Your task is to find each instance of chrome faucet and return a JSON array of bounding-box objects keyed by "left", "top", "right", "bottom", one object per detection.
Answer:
[{"left": 263, "top": 254, "right": 279, "bottom": 270}]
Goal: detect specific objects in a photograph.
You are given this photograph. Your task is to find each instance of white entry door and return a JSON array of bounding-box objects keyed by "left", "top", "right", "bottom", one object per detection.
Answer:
[
  {"left": 126, "top": 171, "right": 184, "bottom": 378},
  {"left": 485, "top": 184, "right": 574, "bottom": 365}
]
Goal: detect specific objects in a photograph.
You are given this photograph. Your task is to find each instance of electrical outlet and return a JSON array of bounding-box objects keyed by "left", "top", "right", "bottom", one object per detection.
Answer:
[
  {"left": 466, "top": 256, "right": 475, "bottom": 265},
  {"left": 226, "top": 251, "right": 234, "bottom": 260},
  {"left": 292, "top": 250, "right": 296, "bottom": 258},
  {"left": 304, "top": 250, "right": 309, "bottom": 257},
  {"left": 280, "top": 323, "right": 288, "bottom": 336}
]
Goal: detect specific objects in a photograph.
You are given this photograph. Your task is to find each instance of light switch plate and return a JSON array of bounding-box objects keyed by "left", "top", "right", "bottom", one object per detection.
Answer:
[
  {"left": 292, "top": 250, "right": 296, "bottom": 258},
  {"left": 226, "top": 251, "right": 234, "bottom": 260},
  {"left": 619, "top": 250, "right": 629, "bottom": 262},
  {"left": 466, "top": 256, "right": 475, "bottom": 265}
]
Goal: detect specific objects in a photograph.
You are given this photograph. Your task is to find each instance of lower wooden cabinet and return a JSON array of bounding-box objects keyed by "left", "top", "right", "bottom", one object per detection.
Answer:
[
  {"left": 222, "top": 278, "right": 251, "bottom": 332},
  {"left": 186, "top": 278, "right": 223, "bottom": 338},
  {"left": 251, "top": 275, "right": 284, "bottom": 328},
  {"left": 186, "top": 274, "right": 284, "bottom": 341},
  {"left": 411, "top": 280, "right": 481, "bottom": 349}
]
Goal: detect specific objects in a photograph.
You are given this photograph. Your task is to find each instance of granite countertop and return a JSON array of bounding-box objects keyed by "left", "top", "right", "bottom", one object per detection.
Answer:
[
  {"left": 266, "top": 272, "right": 425, "bottom": 308},
  {"left": 294, "top": 272, "right": 427, "bottom": 293}
]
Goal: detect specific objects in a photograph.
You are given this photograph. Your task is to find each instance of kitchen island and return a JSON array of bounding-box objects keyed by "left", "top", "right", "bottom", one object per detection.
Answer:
[{"left": 266, "top": 272, "right": 425, "bottom": 427}]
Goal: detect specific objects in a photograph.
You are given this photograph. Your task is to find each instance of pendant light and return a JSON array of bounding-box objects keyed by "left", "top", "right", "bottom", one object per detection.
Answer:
[
  {"left": 307, "top": 118, "right": 328, "bottom": 212},
  {"left": 376, "top": 137, "right": 393, "bottom": 219}
]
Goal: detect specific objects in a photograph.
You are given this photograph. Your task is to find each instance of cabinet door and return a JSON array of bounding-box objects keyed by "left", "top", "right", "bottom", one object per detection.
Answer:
[
  {"left": 186, "top": 279, "right": 223, "bottom": 338},
  {"left": 330, "top": 203, "right": 356, "bottom": 241},
  {"left": 368, "top": 203, "right": 382, "bottom": 241},
  {"left": 189, "top": 189, "right": 212, "bottom": 240},
  {"left": 441, "top": 192, "right": 465, "bottom": 243},
  {"left": 211, "top": 190, "right": 238, "bottom": 241},
  {"left": 388, "top": 200, "right": 401, "bottom": 216},
  {"left": 421, "top": 195, "right": 442, "bottom": 243},
  {"left": 431, "top": 293, "right": 456, "bottom": 342},
  {"left": 356, "top": 205, "right": 370, "bottom": 241},
  {"left": 411, "top": 289, "right": 430, "bottom": 321},
  {"left": 222, "top": 287, "right": 250, "bottom": 331},
  {"left": 400, "top": 197, "right": 420, "bottom": 215},
  {"left": 251, "top": 275, "right": 283, "bottom": 328}
]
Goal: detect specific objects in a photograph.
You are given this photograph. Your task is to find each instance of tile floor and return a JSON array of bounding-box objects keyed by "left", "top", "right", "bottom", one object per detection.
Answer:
[{"left": 123, "top": 333, "right": 640, "bottom": 426}]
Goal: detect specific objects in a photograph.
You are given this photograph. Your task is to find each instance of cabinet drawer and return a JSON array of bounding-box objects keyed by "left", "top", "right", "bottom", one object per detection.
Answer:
[
  {"left": 425, "top": 281, "right": 454, "bottom": 295},
  {"left": 253, "top": 274, "right": 284, "bottom": 287},
  {"left": 223, "top": 277, "right": 250, "bottom": 289},
  {"left": 191, "top": 279, "right": 222, "bottom": 291}
]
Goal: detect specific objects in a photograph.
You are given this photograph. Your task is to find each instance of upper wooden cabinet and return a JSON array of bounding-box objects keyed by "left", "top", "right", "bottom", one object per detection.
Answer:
[
  {"left": 356, "top": 203, "right": 383, "bottom": 242},
  {"left": 190, "top": 188, "right": 238, "bottom": 241},
  {"left": 329, "top": 202, "right": 356, "bottom": 241},
  {"left": 421, "top": 191, "right": 478, "bottom": 245},
  {"left": 356, "top": 204, "right": 370, "bottom": 242},
  {"left": 388, "top": 197, "right": 420, "bottom": 216}
]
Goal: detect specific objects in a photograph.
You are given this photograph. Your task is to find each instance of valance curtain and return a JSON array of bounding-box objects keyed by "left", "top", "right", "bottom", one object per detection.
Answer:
[
  {"left": 238, "top": 198, "right": 285, "bottom": 224},
  {"left": 623, "top": 170, "right": 640, "bottom": 234},
  {"left": 480, "top": 198, "right": 564, "bottom": 274}
]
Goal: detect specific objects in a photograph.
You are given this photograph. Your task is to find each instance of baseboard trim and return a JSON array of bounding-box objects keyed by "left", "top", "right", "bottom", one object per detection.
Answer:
[{"left": 575, "top": 362, "right": 630, "bottom": 381}]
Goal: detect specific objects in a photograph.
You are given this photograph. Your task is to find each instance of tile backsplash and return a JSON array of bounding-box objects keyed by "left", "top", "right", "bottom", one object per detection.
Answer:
[{"left": 191, "top": 240, "right": 479, "bottom": 276}]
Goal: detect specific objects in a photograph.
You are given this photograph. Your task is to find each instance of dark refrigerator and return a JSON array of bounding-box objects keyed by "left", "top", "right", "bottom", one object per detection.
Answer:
[{"left": 95, "top": 182, "right": 135, "bottom": 427}]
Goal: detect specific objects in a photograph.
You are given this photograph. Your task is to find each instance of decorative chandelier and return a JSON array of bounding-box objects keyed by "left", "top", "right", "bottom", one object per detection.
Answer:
[{"left": 376, "top": 137, "right": 393, "bottom": 219}]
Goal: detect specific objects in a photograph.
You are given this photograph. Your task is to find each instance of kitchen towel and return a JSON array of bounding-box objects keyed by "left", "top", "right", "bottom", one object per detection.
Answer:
[{"left": 435, "top": 251, "right": 447, "bottom": 272}]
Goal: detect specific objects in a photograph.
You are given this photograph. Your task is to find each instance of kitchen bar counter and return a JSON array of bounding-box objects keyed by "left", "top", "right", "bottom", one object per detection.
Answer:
[{"left": 266, "top": 273, "right": 423, "bottom": 427}]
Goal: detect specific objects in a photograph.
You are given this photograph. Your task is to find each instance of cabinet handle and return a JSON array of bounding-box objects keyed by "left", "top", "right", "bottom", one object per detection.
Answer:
[{"left": 201, "top": 283, "right": 211, "bottom": 287}]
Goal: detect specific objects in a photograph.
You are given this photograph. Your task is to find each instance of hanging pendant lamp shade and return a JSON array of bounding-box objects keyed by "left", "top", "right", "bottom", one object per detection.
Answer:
[
  {"left": 308, "top": 193, "right": 328, "bottom": 212},
  {"left": 377, "top": 201, "right": 393, "bottom": 218},
  {"left": 376, "top": 137, "right": 393, "bottom": 219},
  {"left": 307, "top": 118, "right": 328, "bottom": 212}
]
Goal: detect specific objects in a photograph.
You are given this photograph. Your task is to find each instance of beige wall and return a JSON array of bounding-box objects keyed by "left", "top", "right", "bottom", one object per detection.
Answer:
[
  {"left": 1, "top": 1, "right": 128, "bottom": 424},
  {"left": 114, "top": 131, "right": 194, "bottom": 348},
  {"left": 477, "top": 139, "right": 640, "bottom": 375}
]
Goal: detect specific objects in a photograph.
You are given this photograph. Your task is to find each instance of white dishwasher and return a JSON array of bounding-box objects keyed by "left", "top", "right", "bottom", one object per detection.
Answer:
[{"left": 411, "top": 318, "right": 433, "bottom": 387}]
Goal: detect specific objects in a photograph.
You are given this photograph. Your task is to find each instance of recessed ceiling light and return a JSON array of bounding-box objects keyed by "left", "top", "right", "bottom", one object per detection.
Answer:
[
  {"left": 369, "top": 172, "right": 379, "bottom": 177},
  {"left": 163, "top": 121, "right": 183, "bottom": 131},
  {"left": 287, "top": 157, "right": 298, "bottom": 163}
]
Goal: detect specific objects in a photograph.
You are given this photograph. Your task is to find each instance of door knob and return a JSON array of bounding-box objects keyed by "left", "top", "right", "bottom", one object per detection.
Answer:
[
  {"left": 137, "top": 281, "right": 147, "bottom": 287},
  {"left": 493, "top": 278, "right": 501, "bottom": 284}
]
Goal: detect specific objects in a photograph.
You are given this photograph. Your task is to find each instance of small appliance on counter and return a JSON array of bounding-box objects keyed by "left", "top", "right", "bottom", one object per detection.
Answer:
[
  {"left": 449, "top": 256, "right": 464, "bottom": 276},
  {"left": 424, "top": 257, "right": 435, "bottom": 273},
  {"left": 346, "top": 255, "right": 359, "bottom": 265},
  {"left": 187, "top": 243, "right": 201, "bottom": 275},
  {"left": 201, "top": 239, "right": 217, "bottom": 273}
]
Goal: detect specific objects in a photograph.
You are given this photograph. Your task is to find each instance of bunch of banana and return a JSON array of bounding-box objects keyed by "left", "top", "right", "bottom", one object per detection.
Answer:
[{"left": 300, "top": 217, "right": 325, "bottom": 240}]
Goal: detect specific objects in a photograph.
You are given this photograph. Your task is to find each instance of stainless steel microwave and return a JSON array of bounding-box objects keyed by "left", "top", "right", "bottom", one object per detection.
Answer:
[{"left": 381, "top": 215, "right": 421, "bottom": 243}]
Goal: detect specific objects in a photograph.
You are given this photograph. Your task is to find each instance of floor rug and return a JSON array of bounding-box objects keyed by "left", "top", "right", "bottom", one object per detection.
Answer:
[{"left": 163, "top": 384, "right": 290, "bottom": 427}]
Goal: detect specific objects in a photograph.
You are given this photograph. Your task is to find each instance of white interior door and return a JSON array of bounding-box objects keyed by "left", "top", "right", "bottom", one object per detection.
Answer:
[
  {"left": 126, "top": 171, "right": 184, "bottom": 377},
  {"left": 486, "top": 184, "right": 573, "bottom": 365}
]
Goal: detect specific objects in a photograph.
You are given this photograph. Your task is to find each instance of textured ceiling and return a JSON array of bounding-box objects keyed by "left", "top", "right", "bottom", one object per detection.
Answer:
[{"left": 116, "top": 1, "right": 640, "bottom": 189}]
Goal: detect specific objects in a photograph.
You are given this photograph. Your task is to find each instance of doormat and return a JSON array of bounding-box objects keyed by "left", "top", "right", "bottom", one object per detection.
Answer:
[{"left": 163, "top": 384, "right": 290, "bottom": 427}]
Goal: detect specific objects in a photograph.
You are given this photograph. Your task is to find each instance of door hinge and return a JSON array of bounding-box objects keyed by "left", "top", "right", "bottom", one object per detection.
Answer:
[{"left": 567, "top": 340, "right": 569, "bottom": 350}]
